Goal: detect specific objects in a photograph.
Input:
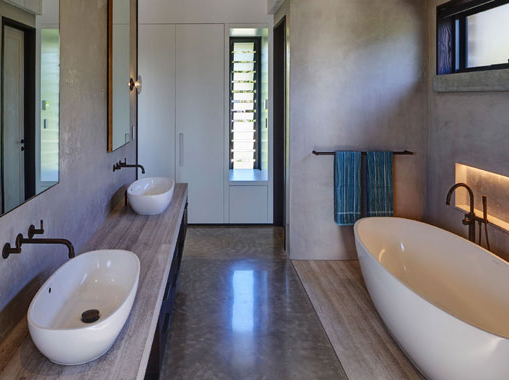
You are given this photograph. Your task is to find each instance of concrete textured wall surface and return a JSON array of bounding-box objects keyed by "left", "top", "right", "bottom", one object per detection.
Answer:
[
  {"left": 282, "top": 0, "right": 429, "bottom": 260},
  {"left": 4, "top": 0, "right": 42, "bottom": 15},
  {"left": 0, "top": 0, "right": 136, "bottom": 341},
  {"left": 426, "top": 0, "right": 509, "bottom": 261},
  {"left": 268, "top": 0, "right": 285, "bottom": 14}
]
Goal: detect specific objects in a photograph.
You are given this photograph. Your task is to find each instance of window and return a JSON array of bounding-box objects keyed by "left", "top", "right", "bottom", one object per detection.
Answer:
[
  {"left": 229, "top": 37, "right": 262, "bottom": 170},
  {"left": 437, "top": 0, "right": 509, "bottom": 74}
]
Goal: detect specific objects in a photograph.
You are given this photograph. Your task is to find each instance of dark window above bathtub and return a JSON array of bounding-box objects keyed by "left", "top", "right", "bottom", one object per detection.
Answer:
[{"left": 437, "top": 0, "right": 509, "bottom": 74}]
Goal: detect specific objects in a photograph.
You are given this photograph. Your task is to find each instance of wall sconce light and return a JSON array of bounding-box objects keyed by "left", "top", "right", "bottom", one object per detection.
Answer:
[{"left": 128, "top": 75, "right": 142, "bottom": 94}]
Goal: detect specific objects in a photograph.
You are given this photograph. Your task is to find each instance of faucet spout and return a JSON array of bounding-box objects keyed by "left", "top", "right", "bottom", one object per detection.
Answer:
[
  {"left": 19, "top": 236, "right": 75, "bottom": 259},
  {"left": 445, "top": 183, "right": 476, "bottom": 243},
  {"left": 446, "top": 183, "right": 474, "bottom": 215},
  {"left": 2, "top": 220, "right": 75, "bottom": 259},
  {"left": 113, "top": 159, "right": 146, "bottom": 175}
]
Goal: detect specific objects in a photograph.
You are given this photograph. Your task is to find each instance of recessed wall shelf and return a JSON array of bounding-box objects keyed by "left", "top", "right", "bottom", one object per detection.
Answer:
[{"left": 455, "top": 163, "right": 509, "bottom": 234}]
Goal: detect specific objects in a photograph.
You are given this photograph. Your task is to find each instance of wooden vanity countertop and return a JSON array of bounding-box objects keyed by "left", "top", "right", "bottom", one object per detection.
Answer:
[{"left": 0, "top": 184, "right": 188, "bottom": 380}]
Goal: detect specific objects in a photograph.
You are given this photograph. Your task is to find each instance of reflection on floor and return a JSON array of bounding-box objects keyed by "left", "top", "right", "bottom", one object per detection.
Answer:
[
  {"left": 294, "top": 260, "right": 425, "bottom": 380},
  {"left": 161, "top": 226, "right": 347, "bottom": 380}
]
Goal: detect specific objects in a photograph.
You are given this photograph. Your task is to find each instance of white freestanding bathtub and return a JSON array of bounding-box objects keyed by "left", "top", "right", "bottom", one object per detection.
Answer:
[{"left": 354, "top": 217, "right": 509, "bottom": 380}]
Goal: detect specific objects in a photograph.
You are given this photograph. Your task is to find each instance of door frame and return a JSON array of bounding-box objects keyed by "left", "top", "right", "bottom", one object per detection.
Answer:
[
  {"left": 1, "top": 17, "right": 36, "bottom": 213},
  {"left": 273, "top": 16, "right": 287, "bottom": 246}
]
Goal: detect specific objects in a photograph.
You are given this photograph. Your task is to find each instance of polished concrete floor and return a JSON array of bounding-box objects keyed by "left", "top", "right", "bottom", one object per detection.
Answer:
[{"left": 161, "top": 226, "right": 348, "bottom": 379}]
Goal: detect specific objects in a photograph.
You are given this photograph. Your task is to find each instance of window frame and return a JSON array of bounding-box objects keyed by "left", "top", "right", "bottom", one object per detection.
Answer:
[
  {"left": 229, "top": 37, "right": 262, "bottom": 170},
  {"left": 437, "top": 0, "right": 509, "bottom": 75}
]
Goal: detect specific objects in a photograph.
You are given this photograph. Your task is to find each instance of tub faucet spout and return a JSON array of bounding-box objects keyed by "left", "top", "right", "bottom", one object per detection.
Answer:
[{"left": 446, "top": 183, "right": 476, "bottom": 243}]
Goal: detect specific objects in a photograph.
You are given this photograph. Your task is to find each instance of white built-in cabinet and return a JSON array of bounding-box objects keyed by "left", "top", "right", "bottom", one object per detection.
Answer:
[
  {"left": 138, "top": 24, "right": 176, "bottom": 180},
  {"left": 139, "top": 19, "right": 272, "bottom": 225},
  {"left": 175, "top": 24, "right": 225, "bottom": 223},
  {"left": 139, "top": 24, "right": 225, "bottom": 223}
]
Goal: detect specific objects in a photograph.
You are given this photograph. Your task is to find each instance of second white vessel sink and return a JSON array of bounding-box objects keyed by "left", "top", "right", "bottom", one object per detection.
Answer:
[
  {"left": 127, "top": 177, "right": 175, "bottom": 216},
  {"left": 28, "top": 250, "right": 140, "bottom": 365}
]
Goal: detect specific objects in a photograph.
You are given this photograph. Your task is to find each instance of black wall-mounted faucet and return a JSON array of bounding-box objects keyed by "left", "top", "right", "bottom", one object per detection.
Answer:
[
  {"left": 113, "top": 158, "right": 145, "bottom": 174},
  {"left": 2, "top": 220, "right": 75, "bottom": 259}
]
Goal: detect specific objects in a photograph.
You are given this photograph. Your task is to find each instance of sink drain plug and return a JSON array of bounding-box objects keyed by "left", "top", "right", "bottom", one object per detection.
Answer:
[{"left": 81, "top": 309, "right": 100, "bottom": 323}]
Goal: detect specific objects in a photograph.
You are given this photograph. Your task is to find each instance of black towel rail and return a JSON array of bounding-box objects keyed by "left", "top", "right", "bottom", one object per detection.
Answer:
[{"left": 312, "top": 150, "right": 413, "bottom": 156}]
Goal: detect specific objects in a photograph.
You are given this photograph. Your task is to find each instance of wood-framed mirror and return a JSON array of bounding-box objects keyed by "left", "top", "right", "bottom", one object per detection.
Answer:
[{"left": 107, "top": 0, "right": 137, "bottom": 152}]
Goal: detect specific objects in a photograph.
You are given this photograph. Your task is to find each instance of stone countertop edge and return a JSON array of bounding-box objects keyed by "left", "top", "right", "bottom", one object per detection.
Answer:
[{"left": 0, "top": 183, "right": 188, "bottom": 380}]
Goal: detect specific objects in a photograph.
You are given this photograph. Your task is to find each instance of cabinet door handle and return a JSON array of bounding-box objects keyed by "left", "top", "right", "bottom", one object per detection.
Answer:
[{"left": 179, "top": 133, "right": 184, "bottom": 167}]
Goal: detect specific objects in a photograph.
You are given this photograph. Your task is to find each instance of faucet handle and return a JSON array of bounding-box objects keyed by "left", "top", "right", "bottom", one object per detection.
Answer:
[
  {"left": 482, "top": 195, "right": 488, "bottom": 222},
  {"left": 463, "top": 213, "right": 476, "bottom": 225},
  {"left": 28, "top": 220, "right": 44, "bottom": 239},
  {"left": 2, "top": 243, "right": 21, "bottom": 259}
]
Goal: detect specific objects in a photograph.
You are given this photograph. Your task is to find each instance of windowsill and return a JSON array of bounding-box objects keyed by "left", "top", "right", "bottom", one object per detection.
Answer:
[
  {"left": 433, "top": 68, "right": 509, "bottom": 93},
  {"left": 229, "top": 169, "right": 268, "bottom": 185}
]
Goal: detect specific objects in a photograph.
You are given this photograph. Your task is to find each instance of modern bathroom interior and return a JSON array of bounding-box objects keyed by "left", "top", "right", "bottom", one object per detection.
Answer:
[{"left": 0, "top": 0, "right": 508, "bottom": 379}]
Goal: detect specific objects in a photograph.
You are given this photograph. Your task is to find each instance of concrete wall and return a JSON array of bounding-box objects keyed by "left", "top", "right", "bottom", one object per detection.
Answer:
[
  {"left": 278, "top": 0, "right": 428, "bottom": 260},
  {"left": 426, "top": 0, "right": 509, "bottom": 261},
  {"left": 0, "top": 0, "right": 136, "bottom": 342},
  {"left": 4, "top": 0, "right": 42, "bottom": 15},
  {"left": 268, "top": 0, "right": 284, "bottom": 14}
]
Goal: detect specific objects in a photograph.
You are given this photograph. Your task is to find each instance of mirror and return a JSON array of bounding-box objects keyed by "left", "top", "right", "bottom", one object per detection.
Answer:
[
  {"left": 1, "top": 0, "right": 60, "bottom": 216},
  {"left": 108, "top": 0, "right": 134, "bottom": 152}
]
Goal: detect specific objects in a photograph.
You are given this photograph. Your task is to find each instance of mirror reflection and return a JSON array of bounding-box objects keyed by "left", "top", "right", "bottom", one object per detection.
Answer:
[
  {"left": 1, "top": 0, "right": 60, "bottom": 215},
  {"left": 108, "top": 0, "right": 131, "bottom": 152}
]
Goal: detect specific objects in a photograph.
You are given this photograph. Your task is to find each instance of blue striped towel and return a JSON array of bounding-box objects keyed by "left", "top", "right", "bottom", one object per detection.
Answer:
[
  {"left": 366, "top": 152, "right": 394, "bottom": 217},
  {"left": 334, "top": 151, "right": 362, "bottom": 226}
]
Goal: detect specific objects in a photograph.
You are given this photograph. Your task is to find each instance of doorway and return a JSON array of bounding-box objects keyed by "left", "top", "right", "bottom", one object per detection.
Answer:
[
  {"left": 273, "top": 18, "right": 286, "bottom": 240},
  {"left": 1, "top": 19, "right": 36, "bottom": 213},
  {"left": 3, "top": 25, "right": 25, "bottom": 212}
]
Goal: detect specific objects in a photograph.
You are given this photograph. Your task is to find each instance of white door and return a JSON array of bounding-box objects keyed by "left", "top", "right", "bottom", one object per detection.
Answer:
[
  {"left": 138, "top": 24, "right": 176, "bottom": 179},
  {"left": 3, "top": 26, "right": 25, "bottom": 212},
  {"left": 176, "top": 24, "right": 225, "bottom": 223}
]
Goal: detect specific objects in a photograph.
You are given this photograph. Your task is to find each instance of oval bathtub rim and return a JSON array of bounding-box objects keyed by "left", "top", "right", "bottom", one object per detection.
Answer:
[{"left": 354, "top": 216, "right": 509, "bottom": 341}]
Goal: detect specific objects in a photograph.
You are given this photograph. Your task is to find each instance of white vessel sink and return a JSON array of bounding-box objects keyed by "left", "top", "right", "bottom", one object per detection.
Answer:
[
  {"left": 127, "top": 177, "right": 175, "bottom": 216},
  {"left": 28, "top": 250, "right": 140, "bottom": 365}
]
